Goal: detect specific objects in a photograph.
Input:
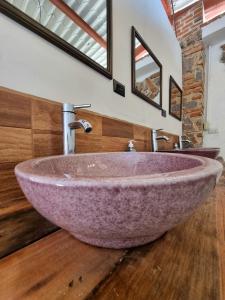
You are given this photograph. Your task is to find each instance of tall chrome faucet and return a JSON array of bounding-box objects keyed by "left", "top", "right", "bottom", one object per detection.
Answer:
[
  {"left": 152, "top": 129, "right": 170, "bottom": 152},
  {"left": 63, "top": 103, "right": 92, "bottom": 154},
  {"left": 179, "top": 136, "right": 192, "bottom": 149}
]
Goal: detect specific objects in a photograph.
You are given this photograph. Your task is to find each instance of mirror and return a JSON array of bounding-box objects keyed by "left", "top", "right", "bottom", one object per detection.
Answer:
[
  {"left": 169, "top": 76, "right": 182, "bottom": 121},
  {"left": 0, "top": 0, "right": 112, "bottom": 78},
  {"left": 131, "top": 27, "right": 162, "bottom": 110}
]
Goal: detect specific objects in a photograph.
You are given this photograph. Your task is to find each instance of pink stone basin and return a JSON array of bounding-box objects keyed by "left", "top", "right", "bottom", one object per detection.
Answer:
[
  {"left": 160, "top": 147, "right": 220, "bottom": 159},
  {"left": 15, "top": 152, "right": 222, "bottom": 249}
]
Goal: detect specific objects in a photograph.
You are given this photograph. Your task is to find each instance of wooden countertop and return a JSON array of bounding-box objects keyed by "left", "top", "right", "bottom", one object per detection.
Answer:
[{"left": 0, "top": 179, "right": 224, "bottom": 300}]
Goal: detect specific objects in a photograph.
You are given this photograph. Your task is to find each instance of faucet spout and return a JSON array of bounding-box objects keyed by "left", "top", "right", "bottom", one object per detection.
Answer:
[
  {"left": 179, "top": 136, "right": 192, "bottom": 149},
  {"left": 156, "top": 135, "right": 170, "bottom": 142},
  {"left": 69, "top": 119, "right": 92, "bottom": 133},
  {"left": 152, "top": 129, "right": 170, "bottom": 152}
]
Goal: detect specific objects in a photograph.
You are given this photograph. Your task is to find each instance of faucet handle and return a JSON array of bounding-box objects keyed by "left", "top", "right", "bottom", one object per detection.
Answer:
[
  {"left": 63, "top": 103, "right": 91, "bottom": 113},
  {"left": 73, "top": 104, "right": 91, "bottom": 110},
  {"left": 156, "top": 128, "right": 163, "bottom": 131}
]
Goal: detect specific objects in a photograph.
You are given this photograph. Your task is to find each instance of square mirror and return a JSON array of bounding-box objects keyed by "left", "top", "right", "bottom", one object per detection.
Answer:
[
  {"left": 131, "top": 27, "right": 162, "bottom": 110},
  {"left": 169, "top": 76, "right": 182, "bottom": 121},
  {"left": 0, "top": 0, "right": 112, "bottom": 79}
]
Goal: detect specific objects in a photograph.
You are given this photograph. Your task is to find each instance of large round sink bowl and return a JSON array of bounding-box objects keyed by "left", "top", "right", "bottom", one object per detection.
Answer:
[
  {"left": 15, "top": 152, "right": 222, "bottom": 249},
  {"left": 160, "top": 147, "right": 220, "bottom": 159}
]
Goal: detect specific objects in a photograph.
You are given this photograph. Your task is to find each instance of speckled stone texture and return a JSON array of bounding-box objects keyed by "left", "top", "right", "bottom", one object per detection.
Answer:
[
  {"left": 15, "top": 152, "right": 222, "bottom": 249},
  {"left": 160, "top": 148, "right": 220, "bottom": 159}
]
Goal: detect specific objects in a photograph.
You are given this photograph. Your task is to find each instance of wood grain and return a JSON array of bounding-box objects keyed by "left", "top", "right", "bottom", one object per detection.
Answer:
[
  {"left": 0, "top": 162, "right": 24, "bottom": 207},
  {"left": 0, "top": 198, "right": 31, "bottom": 219},
  {"left": 91, "top": 194, "right": 220, "bottom": 300},
  {"left": 0, "top": 209, "right": 57, "bottom": 259},
  {"left": 0, "top": 127, "right": 33, "bottom": 163},
  {"left": 102, "top": 117, "right": 134, "bottom": 139},
  {"left": 76, "top": 133, "right": 103, "bottom": 153},
  {"left": 0, "top": 230, "right": 124, "bottom": 300},
  {"left": 133, "top": 124, "right": 151, "bottom": 142},
  {"left": 33, "top": 131, "right": 63, "bottom": 157},
  {"left": 0, "top": 87, "right": 31, "bottom": 128},
  {"left": 101, "top": 136, "right": 131, "bottom": 152},
  {"left": 32, "top": 99, "right": 62, "bottom": 132}
]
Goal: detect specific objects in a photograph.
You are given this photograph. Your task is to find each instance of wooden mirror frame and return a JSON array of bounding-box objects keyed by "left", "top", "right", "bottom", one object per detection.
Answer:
[
  {"left": 131, "top": 26, "right": 162, "bottom": 110},
  {"left": 0, "top": 0, "right": 113, "bottom": 79},
  {"left": 169, "top": 76, "right": 183, "bottom": 121}
]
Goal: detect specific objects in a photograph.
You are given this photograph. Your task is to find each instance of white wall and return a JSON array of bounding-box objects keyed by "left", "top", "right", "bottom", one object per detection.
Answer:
[
  {"left": 203, "top": 16, "right": 225, "bottom": 158},
  {"left": 0, "top": 0, "right": 182, "bottom": 134}
]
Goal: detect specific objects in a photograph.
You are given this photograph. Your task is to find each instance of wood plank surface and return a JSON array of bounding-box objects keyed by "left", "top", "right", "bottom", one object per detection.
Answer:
[
  {"left": 0, "top": 127, "right": 33, "bottom": 163},
  {"left": 0, "top": 208, "right": 57, "bottom": 259},
  {"left": 0, "top": 230, "right": 124, "bottom": 300},
  {"left": 0, "top": 87, "right": 31, "bottom": 128}
]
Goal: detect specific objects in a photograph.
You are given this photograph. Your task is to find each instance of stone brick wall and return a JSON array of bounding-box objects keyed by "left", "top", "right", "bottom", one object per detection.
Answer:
[{"left": 175, "top": 1, "right": 205, "bottom": 146}]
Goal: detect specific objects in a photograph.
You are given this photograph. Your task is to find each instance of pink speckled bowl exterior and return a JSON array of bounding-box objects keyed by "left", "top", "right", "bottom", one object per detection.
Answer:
[
  {"left": 160, "top": 148, "right": 220, "bottom": 159},
  {"left": 15, "top": 152, "right": 222, "bottom": 249}
]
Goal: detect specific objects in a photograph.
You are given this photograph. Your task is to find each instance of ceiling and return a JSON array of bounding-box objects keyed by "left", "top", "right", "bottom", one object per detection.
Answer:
[{"left": 6, "top": 0, "right": 107, "bottom": 68}]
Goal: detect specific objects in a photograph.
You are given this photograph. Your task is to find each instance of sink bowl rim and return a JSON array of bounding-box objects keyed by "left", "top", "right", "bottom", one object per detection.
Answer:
[
  {"left": 160, "top": 147, "right": 220, "bottom": 152},
  {"left": 15, "top": 152, "right": 222, "bottom": 187}
]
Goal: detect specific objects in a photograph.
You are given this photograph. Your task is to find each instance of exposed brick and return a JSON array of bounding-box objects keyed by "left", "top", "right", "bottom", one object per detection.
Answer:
[{"left": 175, "top": 0, "right": 204, "bottom": 146}]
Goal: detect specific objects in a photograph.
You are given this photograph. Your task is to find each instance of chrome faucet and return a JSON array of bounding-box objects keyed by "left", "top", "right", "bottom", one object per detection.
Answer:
[
  {"left": 63, "top": 103, "right": 92, "bottom": 154},
  {"left": 152, "top": 129, "right": 170, "bottom": 152},
  {"left": 179, "top": 136, "right": 192, "bottom": 149}
]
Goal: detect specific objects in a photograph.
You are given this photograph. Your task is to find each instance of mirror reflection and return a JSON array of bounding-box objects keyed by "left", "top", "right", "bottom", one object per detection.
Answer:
[
  {"left": 1, "top": 0, "right": 112, "bottom": 77},
  {"left": 132, "top": 27, "right": 162, "bottom": 109},
  {"left": 169, "top": 76, "right": 182, "bottom": 121}
]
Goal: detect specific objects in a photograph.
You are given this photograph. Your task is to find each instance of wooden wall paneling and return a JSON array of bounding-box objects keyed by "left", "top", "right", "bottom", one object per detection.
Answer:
[
  {"left": 76, "top": 133, "right": 103, "bottom": 153},
  {"left": 133, "top": 124, "right": 152, "bottom": 151},
  {"left": 33, "top": 131, "right": 63, "bottom": 157},
  {"left": 0, "top": 87, "right": 31, "bottom": 128},
  {"left": 101, "top": 136, "right": 131, "bottom": 152},
  {"left": 102, "top": 117, "right": 134, "bottom": 139},
  {"left": 0, "top": 162, "right": 24, "bottom": 206},
  {"left": 32, "top": 99, "right": 62, "bottom": 132},
  {"left": 0, "top": 163, "right": 31, "bottom": 219},
  {"left": 0, "top": 230, "right": 124, "bottom": 300},
  {"left": 32, "top": 98, "right": 63, "bottom": 157},
  {"left": 0, "top": 209, "right": 58, "bottom": 259},
  {"left": 0, "top": 127, "right": 33, "bottom": 163}
]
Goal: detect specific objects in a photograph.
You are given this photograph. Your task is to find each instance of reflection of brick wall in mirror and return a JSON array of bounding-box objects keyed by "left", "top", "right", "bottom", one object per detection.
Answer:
[
  {"left": 171, "top": 84, "right": 181, "bottom": 118},
  {"left": 136, "top": 72, "right": 160, "bottom": 100}
]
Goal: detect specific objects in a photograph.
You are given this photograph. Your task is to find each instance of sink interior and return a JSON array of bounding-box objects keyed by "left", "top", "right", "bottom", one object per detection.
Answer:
[{"left": 28, "top": 153, "right": 203, "bottom": 179}]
